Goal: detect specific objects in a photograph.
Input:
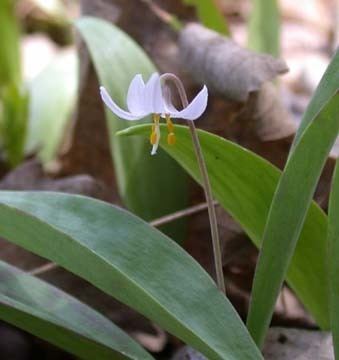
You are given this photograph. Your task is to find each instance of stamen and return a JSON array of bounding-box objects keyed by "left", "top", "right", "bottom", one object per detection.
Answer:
[
  {"left": 166, "top": 115, "right": 174, "bottom": 133},
  {"left": 165, "top": 115, "right": 176, "bottom": 145},
  {"left": 167, "top": 132, "right": 176, "bottom": 145},
  {"left": 150, "top": 131, "right": 157, "bottom": 145}
]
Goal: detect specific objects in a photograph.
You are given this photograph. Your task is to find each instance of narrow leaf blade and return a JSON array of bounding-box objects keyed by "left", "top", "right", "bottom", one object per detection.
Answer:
[
  {"left": 183, "top": 0, "right": 229, "bottom": 35},
  {"left": 0, "top": 0, "right": 21, "bottom": 85},
  {"left": 328, "top": 160, "right": 339, "bottom": 359},
  {"left": 292, "top": 50, "right": 339, "bottom": 148},
  {"left": 247, "top": 51, "right": 339, "bottom": 346},
  {"left": 248, "top": 0, "right": 280, "bottom": 57}
]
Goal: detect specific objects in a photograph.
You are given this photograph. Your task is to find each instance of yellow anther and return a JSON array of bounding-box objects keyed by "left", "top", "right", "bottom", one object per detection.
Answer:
[
  {"left": 150, "top": 131, "right": 158, "bottom": 145},
  {"left": 166, "top": 115, "right": 174, "bottom": 133},
  {"left": 167, "top": 132, "right": 176, "bottom": 145}
]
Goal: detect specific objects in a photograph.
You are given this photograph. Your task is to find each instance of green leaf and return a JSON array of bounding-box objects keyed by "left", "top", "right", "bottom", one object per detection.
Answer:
[
  {"left": 0, "top": 191, "right": 262, "bottom": 360},
  {"left": 183, "top": 0, "right": 229, "bottom": 35},
  {"left": 0, "top": 83, "right": 29, "bottom": 167},
  {"left": 76, "top": 17, "right": 188, "bottom": 241},
  {"left": 119, "top": 124, "right": 329, "bottom": 330},
  {"left": 26, "top": 50, "right": 78, "bottom": 163},
  {"left": 0, "top": 0, "right": 27, "bottom": 167},
  {"left": 328, "top": 159, "right": 339, "bottom": 359},
  {"left": 0, "top": 0, "right": 21, "bottom": 86},
  {"left": 247, "top": 0, "right": 280, "bottom": 57},
  {"left": 247, "top": 51, "right": 339, "bottom": 347},
  {"left": 0, "top": 260, "right": 153, "bottom": 360},
  {"left": 292, "top": 50, "right": 339, "bottom": 149}
]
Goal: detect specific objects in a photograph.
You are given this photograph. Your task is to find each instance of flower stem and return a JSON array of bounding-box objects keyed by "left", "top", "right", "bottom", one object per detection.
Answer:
[
  {"left": 161, "top": 73, "right": 226, "bottom": 294},
  {"left": 187, "top": 121, "right": 226, "bottom": 294}
]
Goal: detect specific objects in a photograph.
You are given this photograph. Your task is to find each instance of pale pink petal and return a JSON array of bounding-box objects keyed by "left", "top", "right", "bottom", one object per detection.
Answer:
[
  {"left": 170, "top": 85, "right": 208, "bottom": 120},
  {"left": 126, "top": 74, "right": 146, "bottom": 114},
  {"left": 100, "top": 86, "right": 144, "bottom": 121}
]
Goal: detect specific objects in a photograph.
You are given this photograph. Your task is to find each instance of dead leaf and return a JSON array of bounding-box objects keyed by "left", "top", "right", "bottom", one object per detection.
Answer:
[
  {"left": 172, "top": 327, "right": 332, "bottom": 360},
  {"left": 172, "top": 346, "right": 207, "bottom": 360},
  {"left": 263, "top": 327, "right": 333, "bottom": 360},
  {"left": 245, "top": 82, "right": 297, "bottom": 141},
  {"left": 179, "top": 23, "right": 288, "bottom": 102},
  {"left": 330, "top": 137, "right": 339, "bottom": 158}
]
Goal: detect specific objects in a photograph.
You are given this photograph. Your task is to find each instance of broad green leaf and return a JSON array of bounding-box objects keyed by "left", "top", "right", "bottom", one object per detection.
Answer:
[
  {"left": 329, "top": 160, "right": 339, "bottom": 359},
  {"left": 248, "top": 0, "right": 280, "bottom": 57},
  {"left": 247, "top": 51, "right": 339, "bottom": 347},
  {"left": 119, "top": 124, "right": 329, "bottom": 330},
  {"left": 0, "top": 191, "right": 262, "bottom": 360},
  {"left": 76, "top": 17, "right": 188, "bottom": 241},
  {"left": 26, "top": 50, "right": 78, "bottom": 163},
  {"left": 0, "top": 260, "right": 153, "bottom": 360},
  {"left": 183, "top": 0, "right": 229, "bottom": 35}
]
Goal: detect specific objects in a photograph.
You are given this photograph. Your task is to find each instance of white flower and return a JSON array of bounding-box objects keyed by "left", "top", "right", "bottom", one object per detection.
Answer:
[
  {"left": 100, "top": 73, "right": 164, "bottom": 120},
  {"left": 100, "top": 72, "right": 208, "bottom": 155}
]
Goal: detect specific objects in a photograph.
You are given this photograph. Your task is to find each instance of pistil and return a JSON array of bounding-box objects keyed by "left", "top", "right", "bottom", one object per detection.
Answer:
[{"left": 150, "top": 114, "right": 161, "bottom": 155}]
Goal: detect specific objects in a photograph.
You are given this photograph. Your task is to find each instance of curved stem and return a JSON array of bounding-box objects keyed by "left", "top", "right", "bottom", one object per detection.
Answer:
[{"left": 161, "top": 73, "right": 226, "bottom": 294}]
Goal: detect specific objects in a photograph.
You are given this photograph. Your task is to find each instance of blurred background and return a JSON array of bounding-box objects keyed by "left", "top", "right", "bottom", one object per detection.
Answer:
[{"left": 0, "top": 0, "right": 337, "bottom": 359}]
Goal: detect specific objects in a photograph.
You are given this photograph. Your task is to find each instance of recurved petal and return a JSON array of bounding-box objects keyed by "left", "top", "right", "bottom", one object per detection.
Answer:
[
  {"left": 100, "top": 86, "right": 144, "bottom": 121},
  {"left": 126, "top": 74, "right": 146, "bottom": 114},
  {"left": 162, "top": 86, "right": 179, "bottom": 114},
  {"left": 144, "top": 73, "right": 164, "bottom": 114},
  {"left": 170, "top": 85, "right": 208, "bottom": 120}
]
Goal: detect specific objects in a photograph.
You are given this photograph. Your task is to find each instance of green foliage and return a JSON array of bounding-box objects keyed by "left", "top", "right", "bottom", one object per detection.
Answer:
[
  {"left": 0, "top": 260, "right": 153, "bottom": 359},
  {"left": 247, "top": 50, "right": 339, "bottom": 347},
  {"left": 183, "top": 0, "right": 229, "bottom": 35},
  {"left": 119, "top": 124, "right": 329, "bottom": 330},
  {"left": 0, "top": 84, "right": 28, "bottom": 166},
  {"left": 0, "top": 191, "right": 262, "bottom": 360},
  {"left": 328, "top": 160, "right": 339, "bottom": 359},
  {"left": 26, "top": 51, "right": 78, "bottom": 163},
  {"left": 248, "top": 0, "right": 280, "bottom": 56},
  {"left": 76, "top": 17, "right": 188, "bottom": 241},
  {"left": 0, "top": 0, "right": 21, "bottom": 86},
  {"left": 0, "top": 0, "right": 28, "bottom": 166}
]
